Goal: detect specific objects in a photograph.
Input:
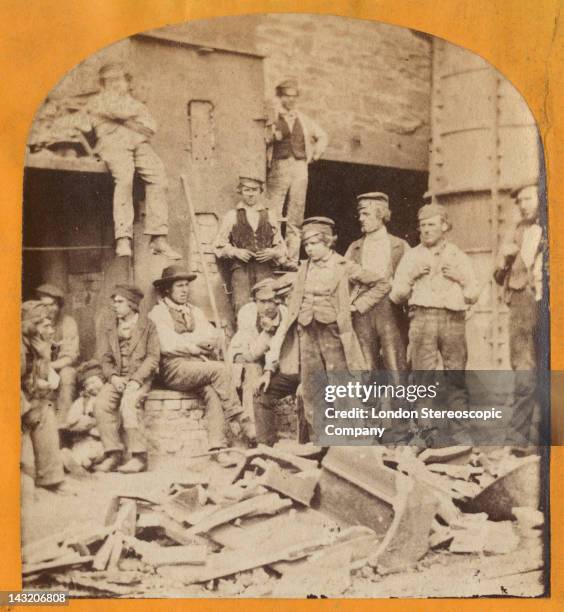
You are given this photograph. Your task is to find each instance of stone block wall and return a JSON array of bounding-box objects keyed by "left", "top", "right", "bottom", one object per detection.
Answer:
[{"left": 254, "top": 14, "right": 432, "bottom": 170}]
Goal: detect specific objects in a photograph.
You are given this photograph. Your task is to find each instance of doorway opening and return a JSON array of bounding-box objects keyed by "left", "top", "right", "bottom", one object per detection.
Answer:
[{"left": 305, "top": 160, "right": 428, "bottom": 253}]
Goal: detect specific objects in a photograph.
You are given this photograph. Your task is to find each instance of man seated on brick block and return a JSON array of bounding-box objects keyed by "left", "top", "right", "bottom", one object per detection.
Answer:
[
  {"left": 35, "top": 283, "right": 80, "bottom": 429},
  {"left": 228, "top": 276, "right": 297, "bottom": 446},
  {"left": 149, "top": 265, "right": 255, "bottom": 453},
  {"left": 94, "top": 284, "right": 160, "bottom": 473}
]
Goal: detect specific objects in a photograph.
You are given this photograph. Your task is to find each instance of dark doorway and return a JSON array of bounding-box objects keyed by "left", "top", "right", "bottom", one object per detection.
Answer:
[{"left": 305, "top": 160, "right": 428, "bottom": 253}]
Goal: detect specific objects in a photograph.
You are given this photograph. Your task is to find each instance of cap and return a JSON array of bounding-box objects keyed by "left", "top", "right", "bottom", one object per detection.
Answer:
[
  {"left": 276, "top": 79, "right": 299, "bottom": 97},
  {"left": 153, "top": 265, "right": 197, "bottom": 289},
  {"left": 111, "top": 284, "right": 144, "bottom": 307},
  {"left": 238, "top": 175, "right": 265, "bottom": 190},
  {"left": 21, "top": 300, "right": 49, "bottom": 323},
  {"left": 35, "top": 283, "right": 65, "bottom": 303},
  {"left": 251, "top": 278, "right": 277, "bottom": 301},
  {"left": 76, "top": 359, "right": 104, "bottom": 386},
  {"left": 272, "top": 272, "right": 296, "bottom": 298},
  {"left": 301, "top": 217, "right": 335, "bottom": 241},
  {"left": 356, "top": 192, "right": 389, "bottom": 209},
  {"left": 418, "top": 203, "right": 449, "bottom": 222}
]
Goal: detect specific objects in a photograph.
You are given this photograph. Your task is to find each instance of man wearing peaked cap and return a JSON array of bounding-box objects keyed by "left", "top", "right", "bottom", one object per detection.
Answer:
[
  {"left": 390, "top": 201, "right": 479, "bottom": 436},
  {"left": 35, "top": 283, "right": 80, "bottom": 429},
  {"left": 494, "top": 183, "right": 543, "bottom": 442},
  {"left": 266, "top": 80, "right": 328, "bottom": 265},
  {"left": 149, "top": 265, "right": 256, "bottom": 452},
  {"left": 83, "top": 62, "right": 181, "bottom": 260},
  {"left": 345, "top": 191, "right": 409, "bottom": 384},
  {"left": 214, "top": 173, "right": 287, "bottom": 314},
  {"left": 61, "top": 359, "right": 105, "bottom": 471},
  {"left": 21, "top": 300, "right": 68, "bottom": 493},
  {"left": 275, "top": 215, "right": 388, "bottom": 441},
  {"left": 94, "top": 284, "right": 159, "bottom": 473},
  {"left": 228, "top": 277, "right": 297, "bottom": 446}
]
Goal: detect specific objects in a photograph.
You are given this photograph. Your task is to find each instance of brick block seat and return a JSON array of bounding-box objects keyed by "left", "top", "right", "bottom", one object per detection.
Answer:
[{"left": 144, "top": 388, "right": 209, "bottom": 470}]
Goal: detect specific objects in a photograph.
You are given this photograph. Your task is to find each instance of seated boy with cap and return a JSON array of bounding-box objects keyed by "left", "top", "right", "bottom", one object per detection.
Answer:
[
  {"left": 60, "top": 359, "right": 105, "bottom": 472},
  {"left": 214, "top": 174, "right": 288, "bottom": 314},
  {"left": 94, "top": 284, "right": 160, "bottom": 473}
]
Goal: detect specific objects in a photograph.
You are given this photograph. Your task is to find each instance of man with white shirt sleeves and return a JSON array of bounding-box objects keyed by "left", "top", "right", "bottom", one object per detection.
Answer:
[
  {"left": 214, "top": 175, "right": 287, "bottom": 314},
  {"left": 148, "top": 266, "right": 253, "bottom": 451},
  {"left": 493, "top": 183, "right": 544, "bottom": 441},
  {"left": 266, "top": 80, "right": 328, "bottom": 264},
  {"left": 390, "top": 204, "right": 478, "bottom": 414},
  {"left": 345, "top": 192, "right": 409, "bottom": 373},
  {"left": 228, "top": 277, "right": 297, "bottom": 446}
]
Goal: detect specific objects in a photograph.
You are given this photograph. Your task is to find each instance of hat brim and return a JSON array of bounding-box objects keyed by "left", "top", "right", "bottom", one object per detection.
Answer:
[{"left": 153, "top": 273, "right": 197, "bottom": 288}]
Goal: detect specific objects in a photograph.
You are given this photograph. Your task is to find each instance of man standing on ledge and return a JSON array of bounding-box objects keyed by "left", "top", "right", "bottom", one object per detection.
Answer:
[
  {"left": 390, "top": 204, "right": 479, "bottom": 439},
  {"left": 35, "top": 283, "right": 80, "bottom": 429},
  {"left": 266, "top": 80, "right": 328, "bottom": 264},
  {"left": 494, "top": 183, "right": 544, "bottom": 443}
]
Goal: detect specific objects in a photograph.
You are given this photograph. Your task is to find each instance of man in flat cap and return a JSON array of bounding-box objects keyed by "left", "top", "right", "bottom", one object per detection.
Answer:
[
  {"left": 278, "top": 217, "right": 387, "bottom": 439},
  {"left": 94, "top": 284, "right": 159, "bottom": 473},
  {"left": 266, "top": 80, "right": 328, "bottom": 264},
  {"left": 214, "top": 174, "right": 287, "bottom": 314},
  {"left": 21, "top": 301, "right": 70, "bottom": 493},
  {"left": 35, "top": 283, "right": 80, "bottom": 429},
  {"left": 494, "top": 183, "right": 544, "bottom": 441},
  {"left": 149, "top": 266, "right": 255, "bottom": 452},
  {"left": 391, "top": 204, "right": 479, "bottom": 427},
  {"left": 345, "top": 192, "right": 409, "bottom": 374},
  {"left": 84, "top": 62, "right": 181, "bottom": 259},
  {"left": 228, "top": 277, "right": 296, "bottom": 446}
]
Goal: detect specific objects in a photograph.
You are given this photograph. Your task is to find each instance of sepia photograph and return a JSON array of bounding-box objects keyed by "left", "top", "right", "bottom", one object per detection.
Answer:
[{"left": 19, "top": 13, "right": 548, "bottom": 599}]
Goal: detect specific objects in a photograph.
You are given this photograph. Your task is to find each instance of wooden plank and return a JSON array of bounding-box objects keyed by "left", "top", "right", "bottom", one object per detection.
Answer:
[
  {"left": 183, "top": 493, "right": 292, "bottom": 538},
  {"left": 92, "top": 535, "right": 115, "bottom": 571},
  {"left": 23, "top": 554, "right": 93, "bottom": 576}
]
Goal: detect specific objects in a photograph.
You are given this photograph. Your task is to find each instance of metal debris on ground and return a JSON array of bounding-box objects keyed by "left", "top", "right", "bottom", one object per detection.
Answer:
[{"left": 22, "top": 444, "right": 543, "bottom": 597}]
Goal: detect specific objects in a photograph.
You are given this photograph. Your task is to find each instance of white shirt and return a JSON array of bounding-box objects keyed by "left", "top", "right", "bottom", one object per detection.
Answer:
[
  {"left": 520, "top": 223, "right": 542, "bottom": 269},
  {"left": 361, "top": 227, "right": 391, "bottom": 278}
]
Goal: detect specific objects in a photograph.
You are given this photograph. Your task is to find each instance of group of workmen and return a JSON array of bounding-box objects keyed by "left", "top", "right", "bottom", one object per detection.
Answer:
[{"left": 21, "top": 66, "right": 544, "bottom": 494}]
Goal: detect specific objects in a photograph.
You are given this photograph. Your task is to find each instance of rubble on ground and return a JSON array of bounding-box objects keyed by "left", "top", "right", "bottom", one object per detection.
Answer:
[{"left": 22, "top": 444, "right": 545, "bottom": 598}]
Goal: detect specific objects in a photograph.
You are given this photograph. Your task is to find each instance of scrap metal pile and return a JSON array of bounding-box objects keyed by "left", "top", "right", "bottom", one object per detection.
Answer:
[{"left": 22, "top": 444, "right": 544, "bottom": 598}]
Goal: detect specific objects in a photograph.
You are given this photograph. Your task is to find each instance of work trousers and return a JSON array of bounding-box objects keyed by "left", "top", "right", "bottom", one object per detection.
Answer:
[
  {"left": 26, "top": 400, "right": 65, "bottom": 487},
  {"left": 253, "top": 372, "right": 300, "bottom": 445},
  {"left": 97, "top": 140, "right": 169, "bottom": 240},
  {"left": 352, "top": 297, "right": 408, "bottom": 376},
  {"left": 54, "top": 366, "right": 77, "bottom": 429},
  {"left": 231, "top": 263, "right": 275, "bottom": 314},
  {"left": 298, "top": 320, "right": 350, "bottom": 437},
  {"left": 94, "top": 382, "right": 150, "bottom": 454},
  {"left": 161, "top": 357, "right": 243, "bottom": 450},
  {"left": 409, "top": 307, "right": 469, "bottom": 434},
  {"left": 267, "top": 158, "right": 308, "bottom": 262},
  {"left": 507, "top": 289, "right": 540, "bottom": 442}
]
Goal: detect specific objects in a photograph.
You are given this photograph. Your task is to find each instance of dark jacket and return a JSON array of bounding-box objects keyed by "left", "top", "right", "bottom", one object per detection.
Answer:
[
  {"left": 98, "top": 314, "right": 160, "bottom": 385},
  {"left": 344, "top": 232, "right": 409, "bottom": 314},
  {"left": 278, "top": 254, "right": 374, "bottom": 375}
]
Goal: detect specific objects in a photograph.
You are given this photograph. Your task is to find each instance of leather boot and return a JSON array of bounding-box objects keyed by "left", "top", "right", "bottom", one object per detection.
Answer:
[
  {"left": 94, "top": 451, "right": 122, "bottom": 472},
  {"left": 149, "top": 235, "right": 182, "bottom": 260},
  {"left": 117, "top": 453, "right": 147, "bottom": 473}
]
